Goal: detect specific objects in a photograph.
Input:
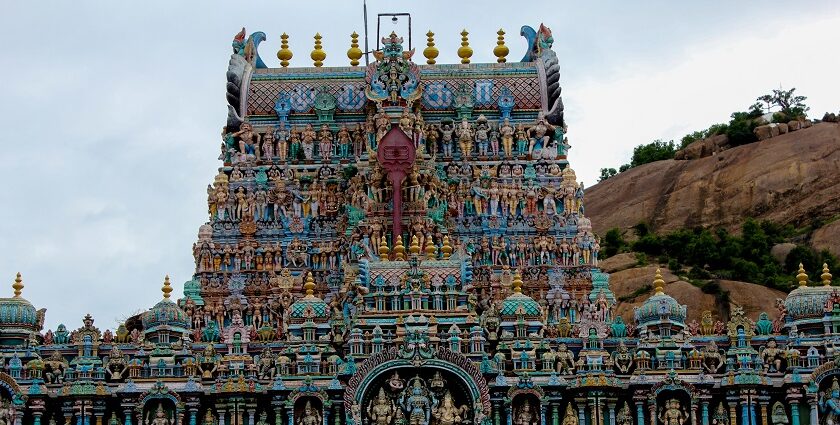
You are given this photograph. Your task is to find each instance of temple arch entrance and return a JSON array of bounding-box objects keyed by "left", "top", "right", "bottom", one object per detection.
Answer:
[{"left": 343, "top": 338, "right": 491, "bottom": 425}]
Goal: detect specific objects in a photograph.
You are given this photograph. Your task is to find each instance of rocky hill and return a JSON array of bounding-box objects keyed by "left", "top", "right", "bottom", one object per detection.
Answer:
[
  {"left": 586, "top": 122, "right": 840, "bottom": 257},
  {"left": 600, "top": 253, "right": 786, "bottom": 325}
]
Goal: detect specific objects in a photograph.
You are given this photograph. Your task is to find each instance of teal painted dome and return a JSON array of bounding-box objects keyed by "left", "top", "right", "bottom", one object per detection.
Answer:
[
  {"left": 633, "top": 270, "right": 686, "bottom": 328},
  {"left": 142, "top": 276, "right": 190, "bottom": 334},
  {"left": 0, "top": 273, "right": 39, "bottom": 329},
  {"left": 290, "top": 273, "right": 329, "bottom": 319},
  {"left": 500, "top": 273, "right": 541, "bottom": 318},
  {"left": 783, "top": 265, "right": 836, "bottom": 323}
]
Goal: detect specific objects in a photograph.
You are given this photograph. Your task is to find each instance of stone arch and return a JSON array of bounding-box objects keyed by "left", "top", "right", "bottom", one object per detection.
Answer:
[
  {"left": 810, "top": 359, "right": 840, "bottom": 391},
  {"left": 344, "top": 346, "right": 491, "bottom": 425}
]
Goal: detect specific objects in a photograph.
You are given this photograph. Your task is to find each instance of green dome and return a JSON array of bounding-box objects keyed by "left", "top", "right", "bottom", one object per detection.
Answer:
[
  {"left": 142, "top": 276, "right": 190, "bottom": 335},
  {"left": 500, "top": 293, "right": 542, "bottom": 317},
  {"left": 0, "top": 274, "right": 38, "bottom": 328},
  {"left": 290, "top": 296, "right": 329, "bottom": 319}
]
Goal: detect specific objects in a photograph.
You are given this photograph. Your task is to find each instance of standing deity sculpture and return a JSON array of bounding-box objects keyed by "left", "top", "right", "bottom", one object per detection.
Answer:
[
  {"left": 147, "top": 405, "right": 172, "bottom": 425},
  {"left": 617, "top": 403, "right": 633, "bottom": 425},
  {"left": 301, "top": 124, "right": 316, "bottom": 160},
  {"left": 659, "top": 399, "right": 687, "bottom": 425},
  {"left": 821, "top": 378, "right": 840, "bottom": 425},
  {"left": 514, "top": 400, "right": 538, "bottom": 425},
  {"left": 456, "top": 118, "right": 474, "bottom": 157},
  {"left": 401, "top": 376, "right": 433, "bottom": 425},
  {"left": 562, "top": 404, "right": 578, "bottom": 425}
]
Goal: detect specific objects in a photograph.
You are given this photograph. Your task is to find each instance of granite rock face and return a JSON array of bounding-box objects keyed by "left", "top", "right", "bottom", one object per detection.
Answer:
[{"left": 587, "top": 122, "right": 840, "bottom": 256}]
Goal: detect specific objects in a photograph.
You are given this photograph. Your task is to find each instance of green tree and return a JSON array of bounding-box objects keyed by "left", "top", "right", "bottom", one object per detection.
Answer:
[
  {"left": 603, "top": 228, "right": 628, "bottom": 258},
  {"left": 627, "top": 139, "right": 676, "bottom": 169},
  {"left": 599, "top": 168, "right": 617, "bottom": 182},
  {"left": 756, "top": 87, "right": 809, "bottom": 119}
]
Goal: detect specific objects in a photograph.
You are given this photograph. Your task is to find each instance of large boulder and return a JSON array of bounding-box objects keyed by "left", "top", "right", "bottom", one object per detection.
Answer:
[
  {"left": 788, "top": 120, "right": 801, "bottom": 131},
  {"left": 599, "top": 252, "right": 638, "bottom": 273},
  {"left": 777, "top": 123, "right": 789, "bottom": 135},
  {"left": 770, "top": 243, "right": 797, "bottom": 265},
  {"left": 811, "top": 220, "right": 840, "bottom": 257},
  {"left": 754, "top": 124, "right": 773, "bottom": 140}
]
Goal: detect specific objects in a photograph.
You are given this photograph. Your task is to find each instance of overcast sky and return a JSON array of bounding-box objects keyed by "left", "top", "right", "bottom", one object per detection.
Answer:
[{"left": 2, "top": 1, "right": 839, "bottom": 332}]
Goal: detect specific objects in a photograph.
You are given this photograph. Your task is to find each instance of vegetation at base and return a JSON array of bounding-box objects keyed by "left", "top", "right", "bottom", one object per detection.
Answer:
[
  {"left": 597, "top": 88, "right": 809, "bottom": 181},
  {"left": 618, "top": 284, "right": 652, "bottom": 302},
  {"left": 600, "top": 218, "right": 838, "bottom": 292}
]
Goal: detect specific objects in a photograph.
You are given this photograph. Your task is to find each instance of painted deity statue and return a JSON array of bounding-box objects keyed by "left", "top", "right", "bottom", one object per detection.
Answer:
[
  {"left": 659, "top": 399, "right": 687, "bottom": 425},
  {"left": 821, "top": 378, "right": 840, "bottom": 425},
  {"left": 771, "top": 402, "right": 788, "bottom": 425},
  {"left": 514, "top": 400, "right": 538, "bottom": 425},
  {"left": 617, "top": 403, "right": 633, "bottom": 425},
  {"left": 368, "top": 388, "right": 394, "bottom": 425},
  {"left": 562, "top": 404, "right": 578, "bottom": 425},
  {"left": 402, "top": 377, "right": 433, "bottom": 425},
  {"left": 456, "top": 118, "right": 474, "bottom": 157},
  {"left": 432, "top": 392, "right": 462, "bottom": 425},
  {"left": 297, "top": 401, "right": 321, "bottom": 425},
  {"left": 148, "top": 405, "right": 171, "bottom": 425},
  {"left": 500, "top": 118, "right": 515, "bottom": 157},
  {"left": 0, "top": 400, "right": 12, "bottom": 425}
]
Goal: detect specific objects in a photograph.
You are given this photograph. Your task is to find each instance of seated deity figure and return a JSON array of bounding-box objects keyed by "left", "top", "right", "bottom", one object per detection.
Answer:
[
  {"left": 297, "top": 401, "right": 322, "bottom": 425},
  {"left": 432, "top": 392, "right": 462, "bottom": 425},
  {"left": 514, "top": 400, "right": 538, "bottom": 425},
  {"left": 368, "top": 388, "right": 394, "bottom": 425}
]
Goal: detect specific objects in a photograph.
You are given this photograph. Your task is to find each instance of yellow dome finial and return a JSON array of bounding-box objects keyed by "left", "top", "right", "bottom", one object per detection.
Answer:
[
  {"left": 441, "top": 235, "right": 453, "bottom": 259},
  {"left": 12, "top": 272, "right": 23, "bottom": 298},
  {"left": 347, "top": 31, "right": 363, "bottom": 66},
  {"left": 409, "top": 234, "right": 421, "bottom": 255},
  {"left": 796, "top": 263, "right": 809, "bottom": 287},
  {"left": 394, "top": 235, "right": 406, "bottom": 261},
  {"left": 277, "top": 33, "right": 293, "bottom": 67},
  {"left": 378, "top": 235, "right": 390, "bottom": 261},
  {"left": 304, "top": 272, "right": 316, "bottom": 297},
  {"left": 493, "top": 28, "right": 509, "bottom": 63},
  {"left": 424, "top": 234, "right": 437, "bottom": 259},
  {"left": 311, "top": 33, "right": 326, "bottom": 67},
  {"left": 457, "top": 29, "right": 473, "bottom": 64},
  {"left": 653, "top": 268, "right": 665, "bottom": 294},
  {"left": 423, "top": 31, "right": 439, "bottom": 65},
  {"left": 822, "top": 263, "right": 833, "bottom": 286},
  {"left": 512, "top": 270, "right": 523, "bottom": 294},
  {"left": 162, "top": 275, "right": 173, "bottom": 299}
]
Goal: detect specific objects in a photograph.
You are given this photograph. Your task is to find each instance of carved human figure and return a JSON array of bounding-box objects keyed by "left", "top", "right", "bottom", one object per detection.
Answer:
[
  {"left": 297, "top": 401, "right": 321, "bottom": 425},
  {"left": 301, "top": 124, "right": 316, "bottom": 160},
  {"left": 440, "top": 124, "right": 455, "bottom": 157},
  {"left": 514, "top": 400, "right": 537, "bottom": 425},
  {"left": 367, "top": 388, "right": 394, "bottom": 425},
  {"left": 500, "top": 118, "right": 515, "bottom": 157},
  {"left": 233, "top": 123, "right": 259, "bottom": 160},
  {"left": 148, "top": 405, "right": 171, "bottom": 425},
  {"left": 771, "top": 402, "right": 788, "bottom": 425},
  {"left": 659, "top": 399, "right": 686, "bottom": 425},
  {"left": 821, "top": 378, "right": 840, "bottom": 425},
  {"left": 456, "top": 118, "right": 474, "bottom": 157},
  {"left": 617, "top": 403, "right": 633, "bottom": 425},
  {"left": 562, "top": 404, "right": 578, "bottom": 425}
]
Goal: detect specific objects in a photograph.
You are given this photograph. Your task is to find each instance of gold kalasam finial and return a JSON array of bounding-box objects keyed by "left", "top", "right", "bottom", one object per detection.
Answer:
[
  {"left": 493, "top": 28, "right": 509, "bottom": 63},
  {"left": 424, "top": 234, "right": 437, "bottom": 259},
  {"left": 12, "top": 272, "right": 23, "bottom": 298},
  {"left": 379, "top": 235, "right": 390, "bottom": 262},
  {"left": 393, "top": 235, "right": 406, "bottom": 261},
  {"left": 409, "top": 235, "right": 421, "bottom": 255},
  {"left": 653, "top": 268, "right": 665, "bottom": 294},
  {"left": 277, "top": 33, "right": 292, "bottom": 68},
  {"left": 441, "top": 235, "right": 453, "bottom": 259},
  {"left": 822, "top": 263, "right": 833, "bottom": 286},
  {"left": 304, "top": 272, "right": 316, "bottom": 297},
  {"left": 347, "top": 31, "right": 362, "bottom": 66},
  {"left": 311, "top": 33, "right": 326, "bottom": 67},
  {"left": 423, "top": 31, "right": 439, "bottom": 65},
  {"left": 797, "top": 263, "right": 808, "bottom": 287},
  {"left": 512, "top": 270, "right": 523, "bottom": 293},
  {"left": 457, "top": 29, "right": 473, "bottom": 64},
  {"left": 162, "top": 275, "right": 173, "bottom": 299}
]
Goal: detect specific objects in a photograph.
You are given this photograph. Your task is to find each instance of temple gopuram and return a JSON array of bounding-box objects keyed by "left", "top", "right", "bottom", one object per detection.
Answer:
[{"left": 3, "top": 21, "right": 840, "bottom": 425}]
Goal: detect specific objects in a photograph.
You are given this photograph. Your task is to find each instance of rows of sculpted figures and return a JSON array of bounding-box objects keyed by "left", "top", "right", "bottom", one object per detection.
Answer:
[{"left": 3, "top": 21, "right": 840, "bottom": 425}]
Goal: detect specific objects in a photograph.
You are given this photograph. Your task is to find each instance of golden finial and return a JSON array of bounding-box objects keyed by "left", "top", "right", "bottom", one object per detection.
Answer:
[
  {"left": 304, "top": 272, "right": 316, "bottom": 297},
  {"left": 441, "top": 235, "right": 453, "bottom": 259},
  {"left": 512, "top": 270, "right": 523, "bottom": 294},
  {"left": 822, "top": 263, "right": 833, "bottom": 286},
  {"left": 379, "top": 235, "right": 390, "bottom": 261},
  {"left": 311, "top": 33, "right": 326, "bottom": 67},
  {"left": 409, "top": 235, "right": 421, "bottom": 255},
  {"left": 162, "top": 275, "right": 173, "bottom": 299},
  {"left": 653, "top": 268, "right": 665, "bottom": 294},
  {"left": 457, "top": 29, "right": 473, "bottom": 64},
  {"left": 493, "top": 29, "right": 509, "bottom": 63},
  {"left": 12, "top": 273, "right": 23, "bottom": 298},
  {"left": 347, "top": 31, "right": 362, "bottom": 66},
  {"left": 796, "top": 263, "right": 808, "bottom": 287},
  {"left": 423, "top": 31, "right": 439, "bottom": 65},
  {"left": 393, "top": 235, "right": 406, "bottom": 261},
  {"left": 424, "top": 234, "right": 437, "bottom": 259},
  {"left": 277, "top": 33, "right": 292, "bottom": 68}
]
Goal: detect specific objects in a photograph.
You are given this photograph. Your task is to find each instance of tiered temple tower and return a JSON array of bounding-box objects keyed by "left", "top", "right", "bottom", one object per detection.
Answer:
[{"left": 0, "top": 22, "right": 839, "bottom": 425}]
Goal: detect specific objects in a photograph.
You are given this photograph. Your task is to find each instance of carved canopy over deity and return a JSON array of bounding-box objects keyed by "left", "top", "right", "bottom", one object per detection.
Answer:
[{"left": 365, "top": 32, "right": 422, "bottom": 105}]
